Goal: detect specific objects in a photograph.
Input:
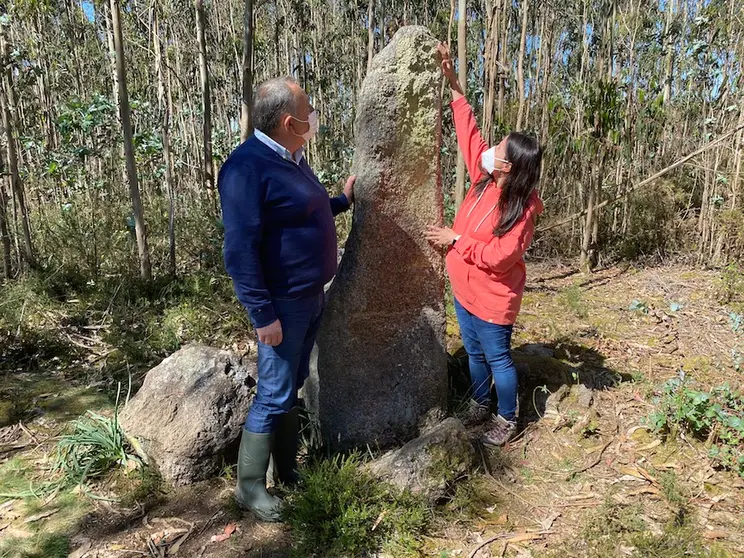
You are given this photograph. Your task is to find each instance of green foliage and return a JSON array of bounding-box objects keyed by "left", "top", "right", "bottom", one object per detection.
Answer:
[
  {"left": 0, "top": 534, "right": 70, "bottom": 558},
  {"left": 659, "top": 470, "right": 686, "bottom": 508},
  {"left": 560, "top": 285, "right": 587, "bottom": 318},
  {"left": 541, "top": 495, "right": 731, "bottom": 558},
  {"left": 629, "top": 299, "right": 649, "bottom": 314},
  {"left": 446, "top": 476, "right": 500, "bottom": 519},
  {"left": 648, "top": 375, "right": 744, "bottom": 477},
  {"left": 52, "top": 408, "right": 139, "bottom": 486},
  {"left": 612, "top": 184, "right": 680, "bottom": 261},
  {"left": 717, "top": 262, "right": 744, "bottom": 314},
  {"left": 283, "top": 453, "right": 430, "bottom": 557},
  {"left": 718, "top": 210, "right": 744, "bottom": 264}
]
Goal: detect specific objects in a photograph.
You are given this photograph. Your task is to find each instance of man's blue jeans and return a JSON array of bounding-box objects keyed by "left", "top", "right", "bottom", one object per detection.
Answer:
[
  {"left": 245, "top": 292, "right": 325, "bottom": 433},
  {"left": 454, "top": 298, "right": 518, "bottom": 421}
]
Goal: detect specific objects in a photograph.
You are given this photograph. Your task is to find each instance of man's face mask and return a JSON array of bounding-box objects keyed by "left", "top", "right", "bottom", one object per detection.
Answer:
[
  {"left": 291, "top": 110, "right": 319, "bottom": 142},
  {"left": 481, "top": 146, "right": 510, "bottom": 174}
]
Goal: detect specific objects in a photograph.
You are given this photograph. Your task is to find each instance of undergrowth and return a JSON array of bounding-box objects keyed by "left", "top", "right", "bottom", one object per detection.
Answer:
[
  {"left": 52, "top": 409, "right": 139, "bottom": 487},
  {"left": 0, "top": 268, "right": 248, "bottom": 397},
  {"left": 543, "top": 495, "right": 730, "bottom": 557},
  {"left": 283, "top": 452, "right": 430, "bottom": 557},
  {"left": 647, "top": 374, "right": 744, "bottom": 478}
]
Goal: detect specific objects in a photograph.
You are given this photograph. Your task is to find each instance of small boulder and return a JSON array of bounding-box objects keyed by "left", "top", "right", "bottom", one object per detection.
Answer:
[
  {"left": 365, "top": 418, "right": 475, "bottom": 503},
  {"left": 120, "top": 345, "right": 256, "bottom": 486}
]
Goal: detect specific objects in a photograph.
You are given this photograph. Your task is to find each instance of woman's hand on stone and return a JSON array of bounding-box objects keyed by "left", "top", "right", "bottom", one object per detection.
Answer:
[
  {"left": 437, "top": 43, "right": 457, "bottom": 83},
  {"left": 424, "top": 225, "right": 458, "bottom": 247}
]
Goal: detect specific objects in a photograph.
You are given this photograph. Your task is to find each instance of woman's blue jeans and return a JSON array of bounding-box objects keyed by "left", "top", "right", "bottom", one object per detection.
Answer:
[{"left": 454, "top": 298, "right": 518, "bottom": 420}]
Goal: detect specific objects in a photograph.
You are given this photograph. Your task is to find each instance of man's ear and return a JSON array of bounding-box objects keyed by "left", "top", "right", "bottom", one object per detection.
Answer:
[{"left": 281, "top": 114, "right": 293, "bottom": 133}]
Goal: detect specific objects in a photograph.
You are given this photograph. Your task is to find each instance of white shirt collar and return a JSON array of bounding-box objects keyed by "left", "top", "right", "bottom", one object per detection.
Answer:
[{"left": 254, "top": 129, "right": 304, "bottom": 164}]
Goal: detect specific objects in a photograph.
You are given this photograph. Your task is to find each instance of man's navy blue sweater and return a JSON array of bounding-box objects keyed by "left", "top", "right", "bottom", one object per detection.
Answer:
[{"left": 218, "top": 135, "right": 349, "bottom": 328}]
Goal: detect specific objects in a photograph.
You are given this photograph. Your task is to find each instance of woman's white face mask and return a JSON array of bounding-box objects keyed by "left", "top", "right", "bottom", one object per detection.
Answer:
[
  {"left": 481, "top": 146, "right": 510, "bottom": 174},
  {"left": 291, "top": 110, "right": 319, "bottom": 142}
]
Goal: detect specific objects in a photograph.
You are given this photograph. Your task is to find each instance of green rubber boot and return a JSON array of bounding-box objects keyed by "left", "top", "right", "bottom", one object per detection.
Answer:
[
  {"left": 235, "top": 430, "right": 282, "bottom": 522},
  {"left": 272, "top": 407, "right": 300, "bottom": 486}
]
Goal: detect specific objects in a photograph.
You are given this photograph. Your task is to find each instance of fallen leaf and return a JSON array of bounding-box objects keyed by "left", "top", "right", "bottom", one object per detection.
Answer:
[
  {"left": 626, "top": 426, "right": 651, "bottom": 439},
  {"left": 486, "top": 512, "right": 508, "bottom": 525},
  {"left": 506, "top": 532, "right": 546, "bottom": 543},
  {"left": 627, "top": 486, "right": 661, "bottom": 497},
  {"left": 169, "top": 529, "right": 192, "bottom": 555},
  {"left": 68, "top": 540, "right": 92, "bottom": 558},
  {"left": 108, "top": 545, "right": 125, "bottom": 551},
  {"left": 539, "top": 512, "right": 560, "bottom": 530},
  {"left": 371, "top": 510, "right": 387, "bottom": 531},
  {"left": 24, "top": 508, "right": 59, "bottom": 523},
  {"left": 635, "top": 466, "right": 657, "bottom": 483},
  {"left": 151, "top": 528, "right": 188, "bottom": 546},
  {"left": 637, "top": 440, "right": 662, "bottom": 452},
  {"left": 584, "top": 444, "right": 606, "bottom": 454},
  {"left": 565, "top": 494, "right": 595, "bottom": 501},
  {"left": 703, "top": 530, "right": 728, "bottom": 540},
  {"left": 210, "top": 522, "right": 237, "bottom": 543}
]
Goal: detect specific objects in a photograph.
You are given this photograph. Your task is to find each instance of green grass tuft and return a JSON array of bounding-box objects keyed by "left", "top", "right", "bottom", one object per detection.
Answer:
[{"left": 283, "top": 452, "right": 430, "bottom": 557}]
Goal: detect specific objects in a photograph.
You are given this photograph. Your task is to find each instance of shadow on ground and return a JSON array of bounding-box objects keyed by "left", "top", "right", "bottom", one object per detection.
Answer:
[{"left": 448, "top": 337, "right": 629, "bottom": 429}]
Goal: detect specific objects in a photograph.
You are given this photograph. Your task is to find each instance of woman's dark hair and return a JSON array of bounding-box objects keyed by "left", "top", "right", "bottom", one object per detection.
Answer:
[{"left": 473, "top": 132, "right": 542, "bottom": 237}]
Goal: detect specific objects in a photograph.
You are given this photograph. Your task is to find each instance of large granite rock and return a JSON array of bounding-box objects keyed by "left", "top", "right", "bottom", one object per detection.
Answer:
[
  {"left": 365, "top": 418, "right": 475, "bottom": 504},
  {"left": 120, "top": 345, "right": 256, "bottom": 485},
  {"left": 307, "top": 26, "right": 446, "bottom": 451}
]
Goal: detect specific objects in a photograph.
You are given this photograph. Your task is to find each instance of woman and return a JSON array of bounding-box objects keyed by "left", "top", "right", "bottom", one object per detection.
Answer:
[{"left": 425, "top": 44, "right": 544, "bottom": 447}]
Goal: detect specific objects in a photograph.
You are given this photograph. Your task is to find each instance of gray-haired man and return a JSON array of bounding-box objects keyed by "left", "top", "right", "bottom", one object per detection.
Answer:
[{"left": 218, "top": 77, "right": 354, "bottom": 521}]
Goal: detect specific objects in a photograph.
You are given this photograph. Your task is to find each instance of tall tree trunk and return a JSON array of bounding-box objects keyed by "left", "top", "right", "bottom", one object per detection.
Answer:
[
  {"left": 580, "top": 169, "right": 596, "bottom": 269},
  {"left": 516, "top": 0, "right": 530, "bottom": 130},
  {"left": 110, "top": 0, "right": 152, "bottom": 280},
  {"left": 482, "top": 0, "right": 499, "bottom": 143},
  {"left": 662, "top": 0, "right": 676, "bottom": 105},
  {"left": 497, "top": 0, "right": 509, "bottom": 120},
  {"left": 240, "top": 0, "right": 254, "bottom": 142},
  {"left": 732, "top": 96, "right": 744, "bottom": 210},
  {"left": 366, "top": 0, "right": 376, "bottom": 74},
  {"left": 0, "top": 163, "right": 10, "bottom": 279},
  {"left": 196, "top": 0, "right": 215, "bottom": 192},
  {"left": 538, "top": 11, "right": 554, "bottom": 144},
  {"left": 155, "top": 13, "right": 176, "bottom": 277},
  {"left": 104, "top": 1, "right": 119, "bottom": 111},
  {"left": 1, "top": 32, "right": 33, "bottom": 267},
  {"left": 455, "top": 0, "right": 467, "bottom": 210}
]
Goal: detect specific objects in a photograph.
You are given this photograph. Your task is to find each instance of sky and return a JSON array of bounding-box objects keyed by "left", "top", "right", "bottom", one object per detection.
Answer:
[{"left": 82, "top": 1, "right": 95, "bottom": 22}]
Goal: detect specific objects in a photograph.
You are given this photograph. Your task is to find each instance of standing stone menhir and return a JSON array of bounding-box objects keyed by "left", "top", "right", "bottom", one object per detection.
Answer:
[{"left": 307, "top": 26, "right": 447, "bottom": 451}]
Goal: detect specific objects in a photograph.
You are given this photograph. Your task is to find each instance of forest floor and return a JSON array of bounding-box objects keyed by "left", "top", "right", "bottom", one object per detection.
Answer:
[{"left": 0, "top": 262, "right": 743, "bottom": 557}]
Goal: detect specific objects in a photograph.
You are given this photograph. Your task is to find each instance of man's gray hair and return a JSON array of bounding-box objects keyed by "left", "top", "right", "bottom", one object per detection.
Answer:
[{"left": 252, "top": 76, "right": 299, "bottom": 134}]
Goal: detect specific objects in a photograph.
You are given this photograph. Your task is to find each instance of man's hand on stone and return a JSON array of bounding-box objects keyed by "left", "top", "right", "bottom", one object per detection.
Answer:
[
  {"left": 425, "top": 225, "right": 458, "bottom": 247},
  {"left": 257, "top": 319, "right": 283, "bottom": 346},
  {"left": 344, "top": 175, "right": 356, "bottom": 204}
]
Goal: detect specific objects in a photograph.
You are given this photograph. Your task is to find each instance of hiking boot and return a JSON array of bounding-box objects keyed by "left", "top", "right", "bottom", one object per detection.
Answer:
[
  {"left": 235, "top": 430, "right": 283, "bottom": 522},
  {"left": 460, "top": 399, "right": 491, "bottom": 426},
  {"left": 272, "top": 407, "right": 300, "bottom": 486},
  {"left": 480, "top": 414, "right": 517, "bottom": 447}
]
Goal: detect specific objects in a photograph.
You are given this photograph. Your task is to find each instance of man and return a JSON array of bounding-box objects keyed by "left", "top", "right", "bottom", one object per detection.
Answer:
[{"left": 218, "top": 76, "right": 354, "bottom": 522}]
